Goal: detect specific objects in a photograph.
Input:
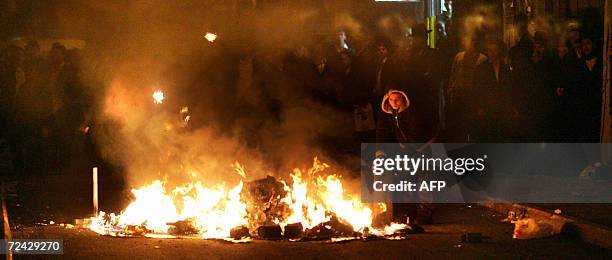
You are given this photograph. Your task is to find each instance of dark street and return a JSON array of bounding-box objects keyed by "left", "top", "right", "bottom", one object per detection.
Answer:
[
  {"left": 1, "top": 0, "right": 612, "bottom": 258},
  {"left": 10, "top": 204, "right": 611, "bottom": 259}
]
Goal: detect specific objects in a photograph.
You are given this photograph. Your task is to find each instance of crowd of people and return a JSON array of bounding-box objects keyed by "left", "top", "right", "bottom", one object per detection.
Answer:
[
  {"left": 0, "top": 40, "right": 92, "bottom": 178},
  {"left": 0, "top": 16, "right": 605, "bottom": 179},
  {"left": 287, "top": 20, "right": 604, "bottom": 148}
]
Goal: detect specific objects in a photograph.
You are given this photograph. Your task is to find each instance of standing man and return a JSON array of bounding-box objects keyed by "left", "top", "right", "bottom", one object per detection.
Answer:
[
  {"left": 578, "top": 35, "right": 603, "bottom": 142},
  {"left": 474, "top": 37, "right": 513, "bottom": 142},
  {"left": 447, "top": 36, "right": 487, "bottom": 142},
  {"left": 404, "top": 23, "right": 442, "bottom": 135},
  {"left": 372, "top": 38, "right": 399, "bottom": 103}
]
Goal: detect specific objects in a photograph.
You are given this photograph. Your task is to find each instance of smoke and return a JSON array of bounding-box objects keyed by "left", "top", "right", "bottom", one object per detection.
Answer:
[
  {"left": 458, "top": 4, "right": 500, "bottom": 50},
  {"left": 22, "top": 1, "right": 364, "bottom": 189}
]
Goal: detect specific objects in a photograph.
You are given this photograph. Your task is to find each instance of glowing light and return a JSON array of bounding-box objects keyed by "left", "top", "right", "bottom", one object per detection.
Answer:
[
  {"left": 153, "top": 90, "right": 165, "bottom": 104},
  {"left": 204, "top": 33, "right": 217, "bottom": 42}
]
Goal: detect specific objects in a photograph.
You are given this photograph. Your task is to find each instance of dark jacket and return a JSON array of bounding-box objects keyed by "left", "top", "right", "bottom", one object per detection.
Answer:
[
  {"left": 376, "top": 89, "right": 430, "bottom": 143},
  {"left": 364, "top": 55, "right": 402, "bottom": 102},
  {"left": 403, "top": 46, "right": 443, "bottom": 129},
  {"left": 474, "top": 60, "right": 512, "bottom": 116}
]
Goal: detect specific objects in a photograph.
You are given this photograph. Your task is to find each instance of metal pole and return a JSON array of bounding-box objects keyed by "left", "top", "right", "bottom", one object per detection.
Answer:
[{"left": 93, "top": 167, "right": 98, "bottom": 216}]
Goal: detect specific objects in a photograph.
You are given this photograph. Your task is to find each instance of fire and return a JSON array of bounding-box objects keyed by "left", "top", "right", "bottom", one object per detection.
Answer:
[
  {"left": 89, "top": 158, "right": 406, "bottom": 239},
  {"left": 90, "top": 180, "right": 248, "bottom": 238},
  {"left": 279, "top": 158, "right": 373, "bottom": 232},
  {"left": 204, "top": 32, "right": 217, "bottom": 42},
  {"left": 152, "top": 90, "right": 165, "bottom": 104},
  {"left": 180, "top": 106, "right": 191, "bottom": 126},
  {"left": 117, "top": 180, "right": 180, "bottom": 232}
]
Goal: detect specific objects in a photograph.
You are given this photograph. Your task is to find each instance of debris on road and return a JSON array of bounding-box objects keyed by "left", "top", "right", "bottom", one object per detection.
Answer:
[
  {"left": 395, "top": 224, "right": 424, "bottom": 234},
  {"left": 167, "top": 220, "right": 199, "bottom": 236},
  {"left": 230, "top": 226, "right": 250, "bottom": 240},
  {"left": 257, "top": 225, "right": 283, "bottom": 240},
  {"left": 284, "top": 222, "right": 303, "bottom": 239},
  {"left": 512, "top": 218, "right": 561, "bottom": 239}
]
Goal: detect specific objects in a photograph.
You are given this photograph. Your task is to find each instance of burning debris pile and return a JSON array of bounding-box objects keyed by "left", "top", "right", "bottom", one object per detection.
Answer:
[{"left": 88, "top": 158, "right": 410, "bottom": 241}]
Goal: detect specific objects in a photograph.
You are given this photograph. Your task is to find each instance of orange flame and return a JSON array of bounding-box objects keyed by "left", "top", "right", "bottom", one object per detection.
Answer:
[{"left": 89, "top": 158, "right": 406, "bottom": 239}]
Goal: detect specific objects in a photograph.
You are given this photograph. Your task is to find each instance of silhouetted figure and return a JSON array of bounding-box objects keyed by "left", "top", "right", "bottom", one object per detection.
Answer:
[
  {"left": 550, "top": 37, "right": 583, "bottom": 142},
  {"left": 404, "top": 24, "right": 441, "bottom": 135},
  {"left": 474, "top": 37, "right": 513, "bottom": 142},
  {"left": 0, "top": 44, "right": 25, "bottom": 178},
  {"left": 371, "top": 38, "right": 400, "bottom": 103},
  {"left": 525, "top": 32, "right": 554, "bottom": 142},
  {"left": 577, "top": 36, "right": 603, "bottom": 142},
  {"left": 447, "top": 36, "right": 487, "bottom": 142}
]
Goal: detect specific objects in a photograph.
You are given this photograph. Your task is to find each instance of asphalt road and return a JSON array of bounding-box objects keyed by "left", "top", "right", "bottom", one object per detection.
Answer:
[
  {"left": 1, "top": 157, "right": 610, "bottom": 259},
  {"left": 8, "top": 204, "right": 611, "bottom": 259}
]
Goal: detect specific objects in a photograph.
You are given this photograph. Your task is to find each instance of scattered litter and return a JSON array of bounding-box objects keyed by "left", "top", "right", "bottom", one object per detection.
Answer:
[
  {"left": 453, "top": 244, "right": 462, "bottom": 248},
  {"left": 395, "top": 224, "right": 425, "bottom": 234},
  {"left": 49, "top": 221, "right": 55, "bottom": 225},
  {"left": 153, "top": 246, "right": 160, "bottom": 249},
  {"left": 503, "top": 209, "right": 527, "bottom": 223},
  {"left": 512, "top": 218, "right": 561, "bottom": 239},
  {"left": 554, "top": 209, "right": 562, "bottom": 215},
  {"left": 502, "top": 211, "right": 515, "bottom": 222},
  {"left": 579, "top": 164, "right": 598, "bottom": 178}
]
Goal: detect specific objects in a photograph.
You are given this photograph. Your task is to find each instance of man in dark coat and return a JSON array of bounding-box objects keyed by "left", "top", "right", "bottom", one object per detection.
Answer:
[
  {"left": 403, "top": 23, "right": 442, "bottom": 134},
  {"left": 446, "top": 36, "right": 487, "bottom": 142},
  {"left": 577, "top": 36, "right": 603, "bottom": 142},
  {"left": 371, "top": 38, "right": 401, "bottom": 104},
  {"left": 473, "top": 37, "right": 513, "bottom": 142},
  {"left": 550, "top": 37, "right": 584, "bottom": 142},
  {"left": 0, "top": 44, "right": 26, "bottom": 177}
]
